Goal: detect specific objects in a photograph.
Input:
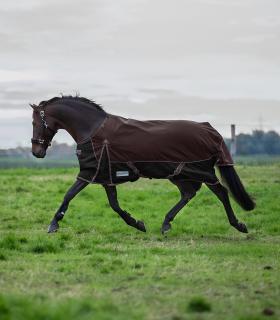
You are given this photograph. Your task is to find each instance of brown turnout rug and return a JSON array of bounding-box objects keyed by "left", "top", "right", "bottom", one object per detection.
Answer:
[{"left": 76, "top": 114, "right": 233, "bottom": 185}]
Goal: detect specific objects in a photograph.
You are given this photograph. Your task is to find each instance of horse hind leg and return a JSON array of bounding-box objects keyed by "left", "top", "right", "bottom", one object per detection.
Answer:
[
  {"left": 207, "top": 183, "right": 248, "bottom": 233},
  {"left": 161, "top": 180, "right": 201, "bottom": 234}
]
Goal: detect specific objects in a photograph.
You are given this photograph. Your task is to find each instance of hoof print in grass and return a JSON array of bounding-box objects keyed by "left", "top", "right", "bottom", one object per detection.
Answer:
[
  {"left": 188, "top": 297, "right": 211, "bottom": 313},
  {"left": 0, "top": 253, "right": 7, "bottom": 261},
  {"left": 171, "top": 316, "right": 183, "bottom": 320},
  {"left": 263, "top": 308, "right": 274, "bottom": 316},
  {"left": 254, "top": 290, "right": 263, "bottom": 295},
  {"left": 263, "top": 265, "right": 273, "bottom": 270}
]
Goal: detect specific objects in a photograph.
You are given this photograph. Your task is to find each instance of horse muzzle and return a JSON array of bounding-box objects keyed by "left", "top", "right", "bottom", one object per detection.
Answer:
[{"left": 32, "top": 149, "right": 46, "bottom": 158}]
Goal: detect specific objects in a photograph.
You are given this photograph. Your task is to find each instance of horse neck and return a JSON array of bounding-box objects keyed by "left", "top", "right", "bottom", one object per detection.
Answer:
[{"left": 47, "top": 101, "right": 106, "bottom": 144}]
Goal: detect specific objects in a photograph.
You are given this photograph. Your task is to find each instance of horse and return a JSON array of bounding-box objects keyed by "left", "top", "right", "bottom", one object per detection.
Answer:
[{"left": 30, "top": 96, "right": 255, "bottom": 235}]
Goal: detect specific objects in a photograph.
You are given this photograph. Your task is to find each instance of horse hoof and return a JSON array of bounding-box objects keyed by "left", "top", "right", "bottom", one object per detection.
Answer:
[
  {"left": 161, "top": 222, "right": 171, "bottom": 234},
  {"left": 48, "top": 220, "right": 59, "bottom": 233},
  {"left": 235, "top": 222, "right": 248, "bottom": 233},
  {"left": 136, "top": 220, "right": 146, "bottom": 232}
]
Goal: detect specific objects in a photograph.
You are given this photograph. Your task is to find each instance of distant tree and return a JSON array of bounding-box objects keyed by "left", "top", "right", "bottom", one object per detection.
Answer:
[
  {"left": 251, "top": 130, "right": 265, "bottom": 154},
  {"left": 236, "top": 130, "right": 280, "bottom": 155},
  {"left": 263, "top": 131, "right": 280, "bottom": 154},
  {"left": 236, "top": 133, "right": 253, "bottom": 155}
]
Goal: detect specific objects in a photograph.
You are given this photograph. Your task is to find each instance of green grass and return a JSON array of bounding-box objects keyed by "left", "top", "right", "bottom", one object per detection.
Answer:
[
  {"left": 0, "top": 157, "right": 77, "bottom": 168},
  {"left": 0, "top": 165, "right": 279, "bottom": 320}
]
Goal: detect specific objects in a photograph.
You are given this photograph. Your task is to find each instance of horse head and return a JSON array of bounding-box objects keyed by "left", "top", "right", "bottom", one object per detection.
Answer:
[{"left": 30, "top": 103, "right": 57, "bottom": 158}]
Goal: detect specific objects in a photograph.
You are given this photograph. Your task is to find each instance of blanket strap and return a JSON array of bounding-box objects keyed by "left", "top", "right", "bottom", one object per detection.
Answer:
[{"left": 167, "top": 162, "right": 185, "bottom": 178}]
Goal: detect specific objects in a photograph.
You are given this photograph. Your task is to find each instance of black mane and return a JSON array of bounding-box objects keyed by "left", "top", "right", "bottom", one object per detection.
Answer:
[{"left": 38, "top": 95, "right": 104, "bottom": 112}]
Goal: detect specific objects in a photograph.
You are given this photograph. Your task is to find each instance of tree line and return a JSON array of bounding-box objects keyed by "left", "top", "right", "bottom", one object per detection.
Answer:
[{"left": 225, "top": 130, "right": 280, "bottom": 155}]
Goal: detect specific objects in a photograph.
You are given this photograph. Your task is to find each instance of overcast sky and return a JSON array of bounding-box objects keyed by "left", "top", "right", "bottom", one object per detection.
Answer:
[{"left": 0, "top": 0, "right": 279, "bottom": 148}]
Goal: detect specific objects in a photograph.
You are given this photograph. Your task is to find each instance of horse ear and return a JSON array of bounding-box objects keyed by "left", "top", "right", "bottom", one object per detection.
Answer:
[{"left": 29, "top": 103, "right": 37, "bottom": 109}]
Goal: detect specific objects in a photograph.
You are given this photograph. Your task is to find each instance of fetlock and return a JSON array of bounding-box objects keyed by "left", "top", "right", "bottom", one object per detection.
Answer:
[
  {"left": 161, "top": 221, "right": 171, "bottom": 234},
  {"left": 124, "top": 211, "right": 137, "bottom": 225},
  {"left": 55, "top": 212, "right": 65, "bottom": 221},
  {"left": 230, "top": 220, "right": 238, "bottom": 227}
]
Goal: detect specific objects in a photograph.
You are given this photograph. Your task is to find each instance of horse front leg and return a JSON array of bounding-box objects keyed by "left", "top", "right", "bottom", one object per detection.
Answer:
[
  {"left": 103, "top": 185, "right": 146, "bottom": 232},
  {"left": 48, "top": 179, "right": 89, "bottom": 233}
]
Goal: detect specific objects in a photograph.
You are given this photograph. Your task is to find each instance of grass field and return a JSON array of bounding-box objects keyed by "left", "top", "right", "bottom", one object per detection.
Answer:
[{"left": 0, "top": 164, "right": 279, "bottom": 320}]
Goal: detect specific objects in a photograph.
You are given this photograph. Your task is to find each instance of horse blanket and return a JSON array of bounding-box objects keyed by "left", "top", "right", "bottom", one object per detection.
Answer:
[{"left": 76, "top": 114, "right": 233, "bottom": 185}]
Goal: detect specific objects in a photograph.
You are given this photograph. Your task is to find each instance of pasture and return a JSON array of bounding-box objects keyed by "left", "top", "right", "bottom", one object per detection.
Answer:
[{"left": 0, "top": 164, "right": 279, "bottom": 320}]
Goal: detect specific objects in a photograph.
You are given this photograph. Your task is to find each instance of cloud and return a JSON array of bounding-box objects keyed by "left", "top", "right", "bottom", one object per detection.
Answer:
[
  {"left": 0, "top": 109, "right": 31, "bottom": 119},
  {"left": 0, "top": 0, "right": 280, "bottom": 147},
  {"left": 233, "top": 34, "right": 278, "bottom": 44},
  {"left": 0, "top": 69, "right": 49, "bottom": 82}
]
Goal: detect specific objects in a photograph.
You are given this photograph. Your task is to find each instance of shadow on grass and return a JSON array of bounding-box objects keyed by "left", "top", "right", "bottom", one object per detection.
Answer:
[{"left": 0, "top": 294, "right": 143, "bottom": 320}]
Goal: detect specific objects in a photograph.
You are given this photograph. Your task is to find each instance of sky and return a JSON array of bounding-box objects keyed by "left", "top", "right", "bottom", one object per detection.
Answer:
[{"left": 0, "top": 0, "right": 279, "bottom": 148}]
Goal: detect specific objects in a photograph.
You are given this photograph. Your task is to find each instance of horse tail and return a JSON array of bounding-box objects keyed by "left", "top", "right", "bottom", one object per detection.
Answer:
[{"left": 218, "top": 166, "right": 255, "bottom": 211}]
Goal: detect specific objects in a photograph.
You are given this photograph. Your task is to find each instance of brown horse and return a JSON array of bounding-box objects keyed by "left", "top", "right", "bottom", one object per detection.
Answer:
[{"left": 30, "top": 96, "right": 255, "bottom": 234}]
